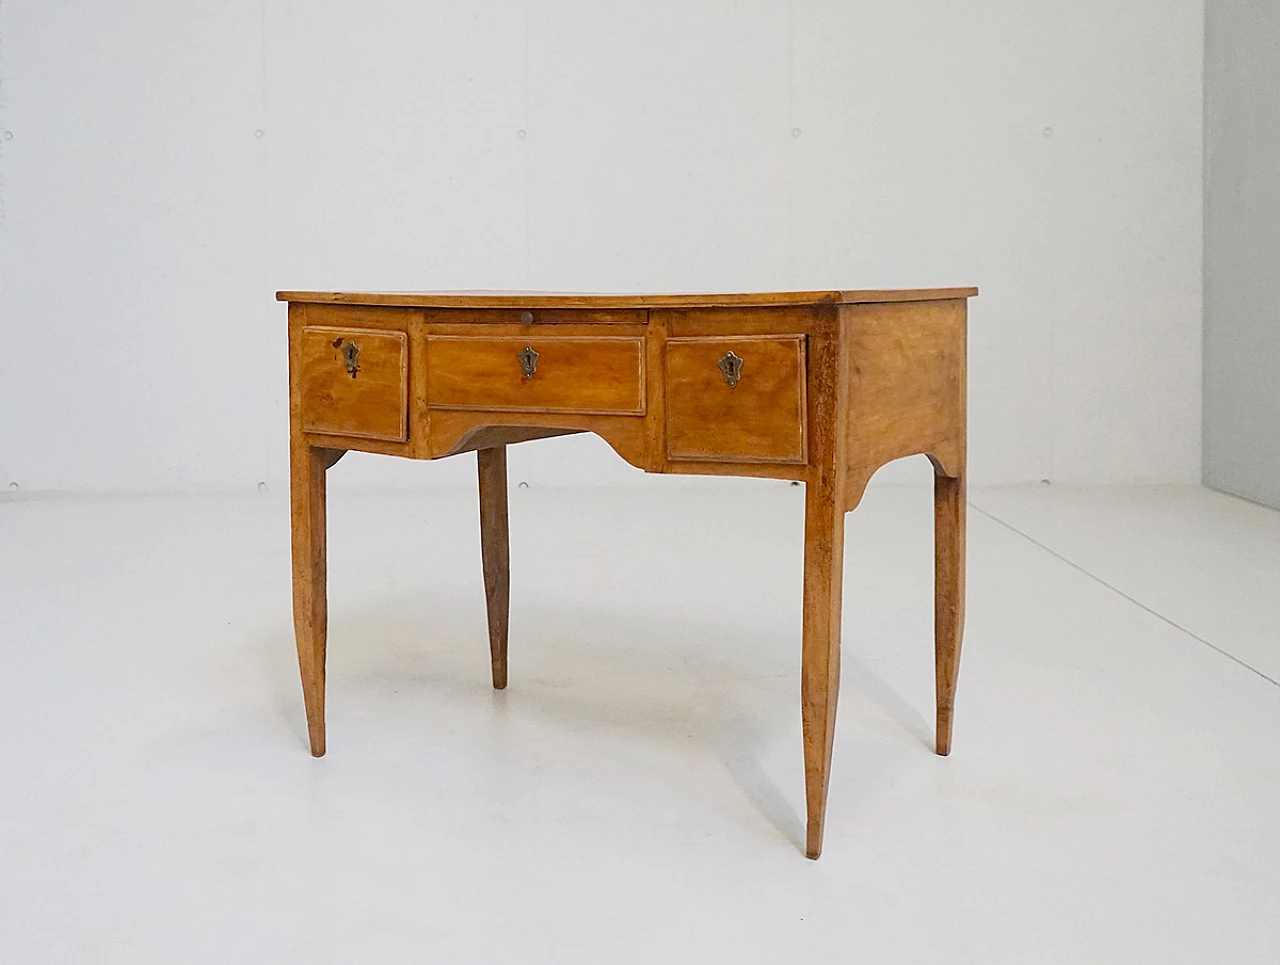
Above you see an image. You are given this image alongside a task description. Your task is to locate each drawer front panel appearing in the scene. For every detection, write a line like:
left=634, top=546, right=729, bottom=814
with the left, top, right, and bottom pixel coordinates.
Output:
left=427, top=336, right=645, bottom=415
left=299, top=325, right=409, bottom=441
left=666, top=336, right=807, bottom=464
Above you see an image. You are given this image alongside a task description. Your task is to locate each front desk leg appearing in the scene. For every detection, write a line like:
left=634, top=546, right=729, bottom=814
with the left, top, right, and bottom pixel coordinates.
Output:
left=801, top=476, right=846, bottom=859
left=477, top=446, right=511, bottom=690
left=934, top=470, right=966, bottom=756
left=290, top=443, right=336, bottom=757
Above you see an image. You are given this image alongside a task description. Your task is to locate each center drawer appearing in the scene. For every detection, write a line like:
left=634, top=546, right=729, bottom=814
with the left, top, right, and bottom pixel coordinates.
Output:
left=426, top=335, right=646, bottom=415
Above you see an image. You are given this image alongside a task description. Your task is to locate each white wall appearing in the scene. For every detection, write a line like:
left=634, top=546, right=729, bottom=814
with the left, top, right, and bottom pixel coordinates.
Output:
left=0, top=1, right=1204, bottom=492
left=1204, top=0, right=1280, bottom=510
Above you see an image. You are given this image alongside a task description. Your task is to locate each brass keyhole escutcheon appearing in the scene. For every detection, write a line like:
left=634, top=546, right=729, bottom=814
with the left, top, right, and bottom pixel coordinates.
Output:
left=340, top=340, right=360, bottom=377
left=517, top=345, right=539, bottom=381
left=718, top=350, right=743, bottom=388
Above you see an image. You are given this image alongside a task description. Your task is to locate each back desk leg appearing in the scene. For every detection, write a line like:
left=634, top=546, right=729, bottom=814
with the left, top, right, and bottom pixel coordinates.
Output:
left=934, top=470, right=966, bottom=756
left=478, top=446, right=511, bottom=690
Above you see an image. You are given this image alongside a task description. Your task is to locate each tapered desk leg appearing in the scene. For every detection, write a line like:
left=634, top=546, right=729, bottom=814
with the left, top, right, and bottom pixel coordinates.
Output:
left=801, top=478, right=846, bottom=859
left=290, top=443, right=330, bottom=757
left=478, top=446, right=510, bottom=690
left=934, top=471, right=966, bottom=756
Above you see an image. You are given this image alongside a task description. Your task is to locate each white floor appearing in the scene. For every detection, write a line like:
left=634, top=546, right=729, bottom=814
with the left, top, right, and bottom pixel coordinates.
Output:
left=1, top=478, right=1278, bottom=963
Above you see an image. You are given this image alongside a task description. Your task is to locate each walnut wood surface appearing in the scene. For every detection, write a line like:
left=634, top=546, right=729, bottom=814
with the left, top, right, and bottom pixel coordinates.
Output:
left=282, top=288, right=974, bottom=858
left=422, top=308, right=648, bottom=326
left=429, top=407, right=652, bottom=470
left=278, top=288, right=978, bottom=309
left=427, top=335, right=645, bottom=415
left=288, top=304, right=332, bottom=758
left=840, top=300, right=967, bottom=509
left=799, top=311, right=849, bottom=859
left=299, top=325, right=408, bottom=442
left=477, top=447, right=510, bottom=691
left=289, top=443, right=329, bottom=757
left=934, top=472, right=965, bottom=756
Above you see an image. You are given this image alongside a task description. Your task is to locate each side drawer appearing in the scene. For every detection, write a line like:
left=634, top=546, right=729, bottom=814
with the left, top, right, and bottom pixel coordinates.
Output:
left=426, top=335, right=645, bottom=415
left=298, top=325, right=409, bottom=442
left=665, top=335, right=807, bottom=464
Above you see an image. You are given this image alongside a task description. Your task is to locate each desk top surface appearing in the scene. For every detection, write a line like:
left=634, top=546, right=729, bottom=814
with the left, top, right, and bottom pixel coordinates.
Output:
left=276, top=288, right=978, bottom=309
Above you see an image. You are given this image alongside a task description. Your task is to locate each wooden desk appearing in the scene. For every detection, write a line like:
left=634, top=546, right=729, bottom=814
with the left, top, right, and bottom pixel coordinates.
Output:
left=279, top=288, right=975, bottom=858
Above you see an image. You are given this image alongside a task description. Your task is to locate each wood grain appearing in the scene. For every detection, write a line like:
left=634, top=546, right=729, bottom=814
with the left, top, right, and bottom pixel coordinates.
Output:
left=934, top=471, right=965, bottom=756
left=289, top=443, right=329, bottom=757
left=282, top=289, right=975, bottom=859
left=421, top=308, right=647, bottom=326
left=278, top=288, right=978, bottom=309
left=299, top=325, right=409, bottom=442
left=799, top=311, right=848, bottom=860
left=664, top=305, right=816, bottom=337
left=665, top=335, right=807, bottom=464
left=288, top=304, right=332, bottom=758
left=428, top=408, right=651, bottom=472
left=839, top=299, right=967, bottom=511
left=478, top=446, right=510, bottom=691
left=300, top=304, right=422, bottom=332
left=427, top=335, right=645, bottom=415
left=443, top=426, right=583, bottom=454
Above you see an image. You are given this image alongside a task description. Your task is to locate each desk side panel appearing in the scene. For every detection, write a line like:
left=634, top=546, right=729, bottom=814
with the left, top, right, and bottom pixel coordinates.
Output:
left=839, top=299, right=967, bottom=510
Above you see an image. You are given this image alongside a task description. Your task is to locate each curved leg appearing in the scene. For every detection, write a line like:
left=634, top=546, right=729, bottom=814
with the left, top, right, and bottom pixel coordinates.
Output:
left=934, top=471, right=965, bottom=755
left=478, top=446, right=510, bottom=690
left=801, top=476, right=846, bottom=859
left=291, top=443, right=332, bottom=757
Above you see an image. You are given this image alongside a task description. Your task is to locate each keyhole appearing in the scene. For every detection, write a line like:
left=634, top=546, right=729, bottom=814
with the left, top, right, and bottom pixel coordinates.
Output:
left=341, top=341, right=360, bottom=377
left=718, top=351, right=743, bottom=388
